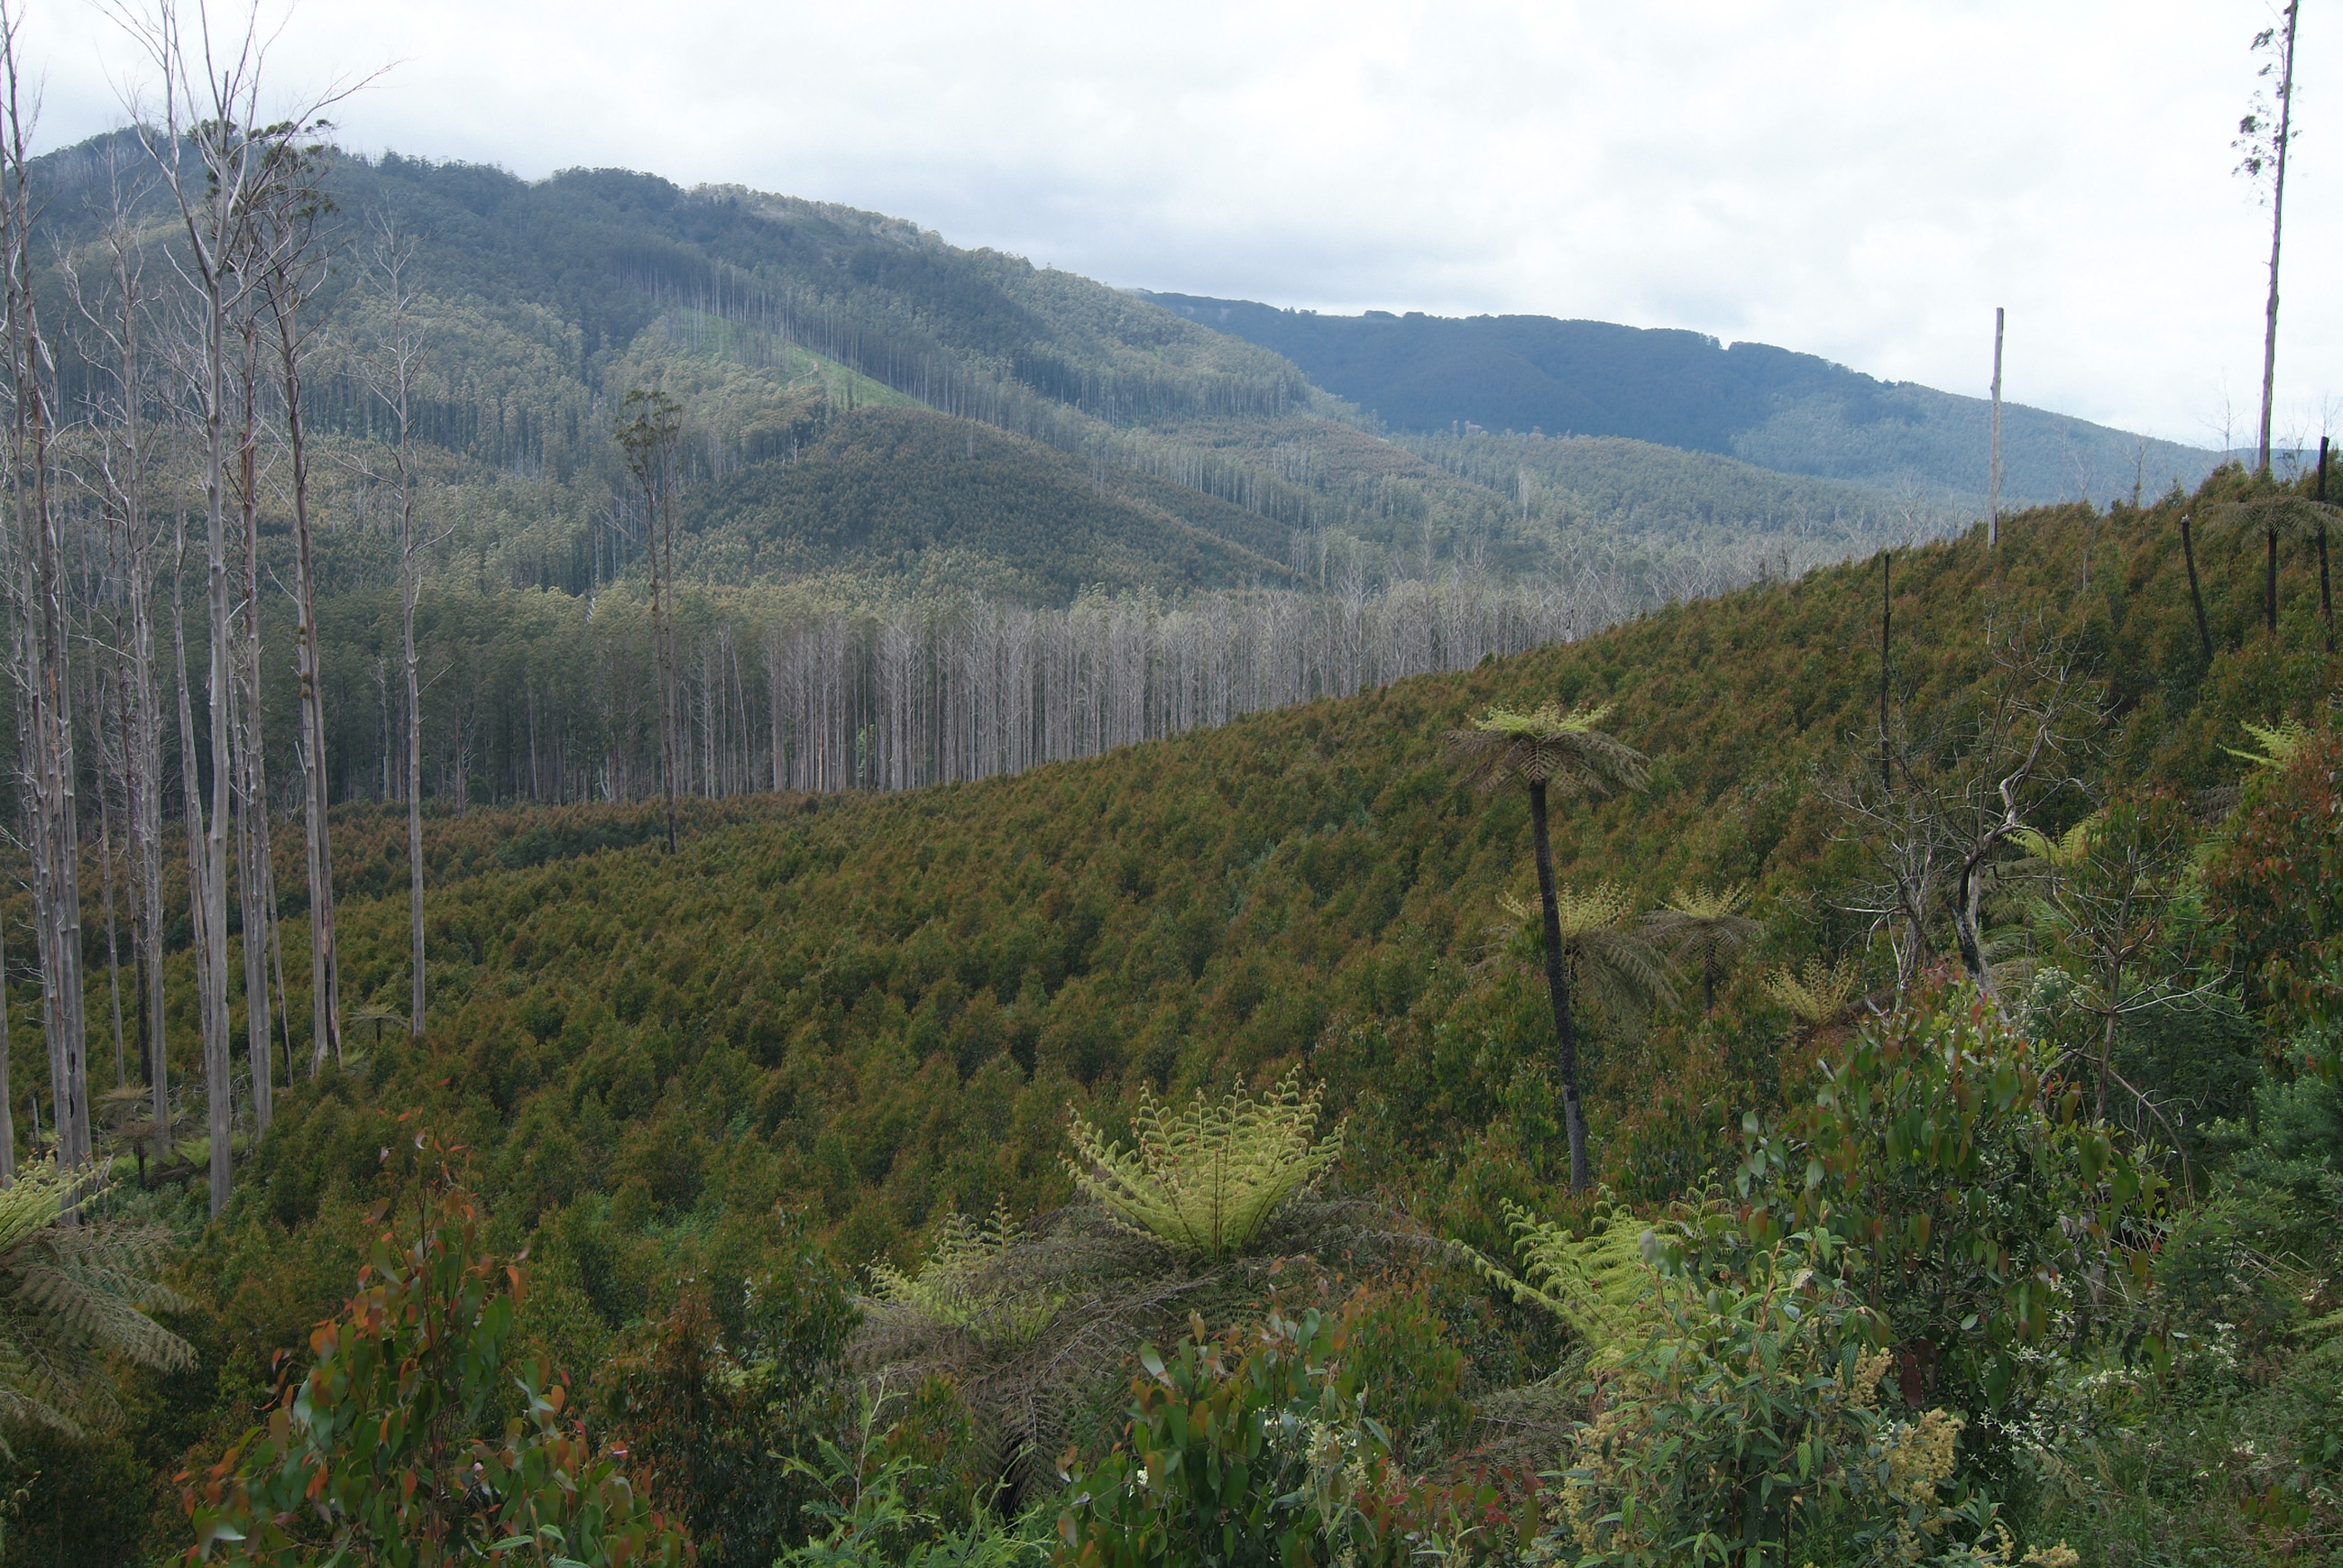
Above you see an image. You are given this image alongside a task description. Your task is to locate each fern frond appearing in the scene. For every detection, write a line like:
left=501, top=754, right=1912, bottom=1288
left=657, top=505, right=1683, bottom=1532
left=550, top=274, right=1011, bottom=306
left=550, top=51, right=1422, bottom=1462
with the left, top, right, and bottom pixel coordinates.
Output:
left=1476, top=1201, right=1659, bottom=1362
left=0, top=1160, right=195, bottom=1444
left=1763, top=955, right=1863, bottom=1026
left=2222, top=718, right=2310, bottom=771
left=869, top=1201, right=1064, bottom=1346
left=1063, top=1071, right=1341, bottom=1258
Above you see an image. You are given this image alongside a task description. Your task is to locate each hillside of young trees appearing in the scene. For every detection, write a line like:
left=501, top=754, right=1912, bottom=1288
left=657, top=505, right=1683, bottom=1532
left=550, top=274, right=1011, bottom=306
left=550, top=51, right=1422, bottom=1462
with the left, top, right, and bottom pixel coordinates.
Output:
left=2, top=56, right=2340, bottom=1568
left=1145, top=292, right=2229, bottom=513
left=6, top=454, right=2338, bottom=1562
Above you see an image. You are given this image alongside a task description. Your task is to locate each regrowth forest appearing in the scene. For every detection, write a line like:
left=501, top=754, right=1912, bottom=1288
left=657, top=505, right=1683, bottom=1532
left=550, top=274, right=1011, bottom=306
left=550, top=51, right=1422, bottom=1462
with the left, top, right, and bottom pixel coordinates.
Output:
left=0, top=17, right=2339, bottom=1568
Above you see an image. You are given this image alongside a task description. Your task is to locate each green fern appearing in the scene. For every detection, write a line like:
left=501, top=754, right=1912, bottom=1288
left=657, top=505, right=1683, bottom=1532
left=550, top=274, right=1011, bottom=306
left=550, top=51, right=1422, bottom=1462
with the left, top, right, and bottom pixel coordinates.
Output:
left=0, top=1160, right=194, bottom=1447
left=868, top=1201, right=1063, bottom=1346
left=1762, top=955, right=1863, bottom=1027
left=1063, top=1072, right=1341, bottom=1259
left=2222, top=718, right=2310, bottom=771
left=1477, top=1200, right=1659, bottom=1362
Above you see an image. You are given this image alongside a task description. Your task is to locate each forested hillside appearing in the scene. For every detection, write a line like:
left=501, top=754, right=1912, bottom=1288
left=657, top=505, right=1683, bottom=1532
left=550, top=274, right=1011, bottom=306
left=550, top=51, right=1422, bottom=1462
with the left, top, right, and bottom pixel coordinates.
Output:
left=22, top=467, right=2339, bottom=1562
left=8, top=107, right=2343, bottom=1568
left=1146, top=292, right=2225, bottom=512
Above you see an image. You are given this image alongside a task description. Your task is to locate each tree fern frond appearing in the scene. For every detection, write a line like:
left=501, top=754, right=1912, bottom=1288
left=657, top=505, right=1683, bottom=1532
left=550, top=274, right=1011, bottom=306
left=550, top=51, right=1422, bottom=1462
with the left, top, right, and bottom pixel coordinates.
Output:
left=1763, top=955, right=1863, bottom=1026
left=1063, top=1071, right=1341, bottom=1258
left=2222, top=718, right=2310, bottom=770
left=0, top=1159, right=195, bottom=1436
left=1476, top=1201, right=1659, bottom=1362
left=1449, top=702, right=1650, bottom=795
left=869, top=1201, right=1064, bottom=1346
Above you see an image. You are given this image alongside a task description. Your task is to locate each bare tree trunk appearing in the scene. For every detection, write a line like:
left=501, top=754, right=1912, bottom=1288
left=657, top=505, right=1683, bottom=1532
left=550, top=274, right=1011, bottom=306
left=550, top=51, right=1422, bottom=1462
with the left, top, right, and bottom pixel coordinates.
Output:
left=168, top=518, right=208, bottom=1176
left=121, top=3, right=297, bottom=1216
left=233, top=323, right=273, bottom=1131
left=2182, top=513, right=2213, bottom=662
left=0, top=904, right=14, bottom=1180
left=241, top=135, right=343, bottom=1075
left=1, top=29, right=88, bottom=1175
left=2256, top=1, right=2299, bottom=477
left=1988, top=307, right=2004, bottom=546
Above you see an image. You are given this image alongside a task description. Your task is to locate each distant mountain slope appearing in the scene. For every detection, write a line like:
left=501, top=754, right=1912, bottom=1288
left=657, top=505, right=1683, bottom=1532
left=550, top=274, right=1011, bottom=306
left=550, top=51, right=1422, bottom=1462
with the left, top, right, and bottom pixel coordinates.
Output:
left=23, top=135, right=1967, bottom=606
left=678, top=406, right=1300, bottom=597
left=1143, top=294, right=2219, bottom=513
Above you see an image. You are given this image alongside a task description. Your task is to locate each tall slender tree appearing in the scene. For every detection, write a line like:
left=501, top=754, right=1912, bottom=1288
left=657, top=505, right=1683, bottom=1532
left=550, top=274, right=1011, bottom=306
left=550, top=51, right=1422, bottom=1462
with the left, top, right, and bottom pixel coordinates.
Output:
left=1448, top=702, right=1649, bottom=1192
left=2237, top=2, right=2302, bottom=476
left=359, top=221, right=440, bottom=1040
left=615, top=388, right=683, bottom=853
left=252, top=119, right=342, bottom=1076
left=121, top=0, right=275, bottom=1215
left=1, top=3, right=89, bottom=1177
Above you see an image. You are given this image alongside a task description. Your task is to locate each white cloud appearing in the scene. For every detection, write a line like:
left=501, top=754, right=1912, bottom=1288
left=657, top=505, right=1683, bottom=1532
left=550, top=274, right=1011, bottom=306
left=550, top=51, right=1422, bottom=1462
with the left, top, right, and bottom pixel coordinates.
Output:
left=22, top=0, right=2332, bottom=446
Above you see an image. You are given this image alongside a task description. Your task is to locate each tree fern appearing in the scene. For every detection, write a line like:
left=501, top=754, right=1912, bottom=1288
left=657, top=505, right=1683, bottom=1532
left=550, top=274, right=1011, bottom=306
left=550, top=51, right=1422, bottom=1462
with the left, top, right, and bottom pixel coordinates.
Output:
left=1063, top=1072, right=1340, bottom=1258
left=2222, top=718, right=2310, bottom=770
left=0, top=1160, right=193, bottom=1446
left=1476, top=1200, right=1659, bottom=1363
left=868, top=1201, right=1064, bottom=1346
left=1763, top=954, right=1863, bottom=1027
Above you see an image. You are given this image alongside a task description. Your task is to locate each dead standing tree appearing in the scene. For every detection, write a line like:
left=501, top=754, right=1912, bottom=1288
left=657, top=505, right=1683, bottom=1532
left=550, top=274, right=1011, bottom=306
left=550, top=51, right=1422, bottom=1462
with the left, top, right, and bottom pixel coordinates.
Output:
left=354, top=218, right=447, bottom=1041
left=114, top=0, right=361, bottom=1212
left=59, top=149, right=175, bottom=1151
left=2237, top=1, right=2302, bottom=477
left=1825, top=625, right=2093, bottom=1004
left=250, top=118, right=343, bottom=1076
left=615, top=388, right=683, bottom=853
left=0, top=3, right=91, bottom=1176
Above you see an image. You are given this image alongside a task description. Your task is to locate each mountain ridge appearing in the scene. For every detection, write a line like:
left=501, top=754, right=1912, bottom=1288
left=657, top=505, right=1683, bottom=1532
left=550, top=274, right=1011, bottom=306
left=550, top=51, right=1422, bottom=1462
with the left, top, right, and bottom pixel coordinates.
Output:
left=1143, top=291, right=2222, bottom=513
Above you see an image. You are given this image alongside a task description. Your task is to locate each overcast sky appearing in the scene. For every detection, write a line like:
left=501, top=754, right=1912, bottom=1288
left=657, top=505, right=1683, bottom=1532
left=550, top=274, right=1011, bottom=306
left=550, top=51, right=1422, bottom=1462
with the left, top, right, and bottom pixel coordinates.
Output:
left=21, top=0, right=2334, bottom=448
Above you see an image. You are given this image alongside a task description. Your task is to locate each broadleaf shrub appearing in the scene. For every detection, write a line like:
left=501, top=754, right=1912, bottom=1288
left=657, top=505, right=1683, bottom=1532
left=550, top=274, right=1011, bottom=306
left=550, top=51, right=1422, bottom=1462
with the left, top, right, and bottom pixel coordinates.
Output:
left=182, top=1177, right=690, bottom=1567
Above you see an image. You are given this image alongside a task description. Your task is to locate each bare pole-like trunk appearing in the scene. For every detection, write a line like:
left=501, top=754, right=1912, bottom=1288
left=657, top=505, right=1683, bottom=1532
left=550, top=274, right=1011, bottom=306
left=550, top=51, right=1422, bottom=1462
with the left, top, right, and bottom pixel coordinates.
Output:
left=0, top=913, right=12, bottom=1179
left=0, top=12, right=89, bottom=1175
left=361, top=225, right=432, bottom=1037
left=168, top=513, right=214, bottom=1188
left=67, top=161, right=171, bottom=1140
left=1988, top=307, right=2003, bottom=546
left=253, top=145, right=340, bottom=1075
left=2181, top=512, right=2213, bottom=662
left=657, top=468, right=678, bottom=854
left=2320, top=437, right=2334, bottom=654
left=95, top=722, right=127, bottom=1089
left=2256, top=1, right=2300, bottom=477
left=119, top=0, right=302, bottom=1215
left=231, top=315, right=273, bottom=1129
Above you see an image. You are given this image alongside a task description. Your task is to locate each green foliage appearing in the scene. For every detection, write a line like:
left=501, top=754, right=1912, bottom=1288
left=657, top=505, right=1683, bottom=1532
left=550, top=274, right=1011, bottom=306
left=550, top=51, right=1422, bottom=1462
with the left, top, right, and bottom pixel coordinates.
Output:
left=1753, top=981, right=2164, bottom=1416
left=1556, top=1227, right=1995, bottom=1568
left=594, top=1232, right=860, bottom=1568
left=1761, top=956, right=1862, bottom=1029
left=1481, top=1199, right=1659, bottom=1359
left=1450, top=702, right=1649, bottom=796
left=774, top=1380, right=1048, bottom=1568
left=1053, top=1304, right=1517, bottom=1568
left=1064, top=1075, right=1341, bottom=1260
left=1498, top=882, right=1677, bottom=1030
left=0, top=1160, right=192, bottom=1444
left=870, top=1204, right=1065, bottom=1348
left=183, top=1174, right=689, bottom=1567
left=2208, top=718, right=2343, bottom=1045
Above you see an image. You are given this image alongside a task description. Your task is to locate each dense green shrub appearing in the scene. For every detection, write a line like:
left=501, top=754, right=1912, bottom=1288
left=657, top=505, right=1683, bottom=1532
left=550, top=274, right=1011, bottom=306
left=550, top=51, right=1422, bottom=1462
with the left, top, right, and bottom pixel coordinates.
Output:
left=183, top=1177, right=689, bottom=1567
left=593, top=1233, right=859, bottom=1568
left=1055, top=1302, right=1527, bottom=1568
